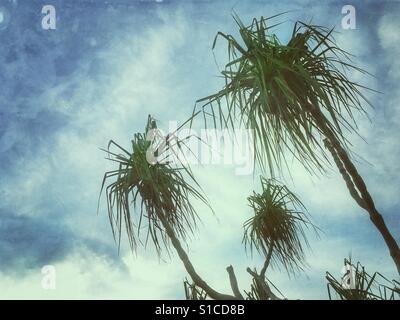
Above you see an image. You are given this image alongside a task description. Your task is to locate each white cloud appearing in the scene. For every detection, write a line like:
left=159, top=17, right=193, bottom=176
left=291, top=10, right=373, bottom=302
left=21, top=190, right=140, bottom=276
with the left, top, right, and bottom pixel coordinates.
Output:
left=1, top=2, right=399, bottom=300
left=0, top=248, right=185, bottom=299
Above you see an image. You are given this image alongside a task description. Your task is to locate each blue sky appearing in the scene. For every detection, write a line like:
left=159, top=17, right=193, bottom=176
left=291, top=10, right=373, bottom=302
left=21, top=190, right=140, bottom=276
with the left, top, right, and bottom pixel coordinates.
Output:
left=0, top=0, right=399, bottom=299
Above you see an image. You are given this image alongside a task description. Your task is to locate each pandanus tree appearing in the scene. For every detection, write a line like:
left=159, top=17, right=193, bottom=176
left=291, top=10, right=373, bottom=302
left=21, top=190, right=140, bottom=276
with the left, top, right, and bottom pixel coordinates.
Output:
left=194, top=14, right=400, bottom=274
left=99, top=116, right=316, bottom=300
left=99, top=116, right=236, bottom=299
left=243, top=177, right=317, bottom=299
left=326, top=258, right=400, bottom=300
left=244, top=177, right=316, bottom=276
left=99, top=14, right=398, bottom=300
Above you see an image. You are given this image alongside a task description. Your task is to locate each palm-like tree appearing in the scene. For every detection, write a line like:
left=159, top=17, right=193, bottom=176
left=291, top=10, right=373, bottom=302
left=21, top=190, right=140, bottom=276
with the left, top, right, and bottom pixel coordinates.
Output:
left=98, top=14, right=397, bottom=300
left=326, top=258, right=400, bottom=300
left=195, top=14, right=400, bottom=274
left=99, top=116, right=314, bottom=300
left=183, top=178, right=314, bottom=300
left=99, top=115, right=236, bottom=300
left=244, top=177, right=316, bottom=276
left=243, top=178, right=317, bottom=299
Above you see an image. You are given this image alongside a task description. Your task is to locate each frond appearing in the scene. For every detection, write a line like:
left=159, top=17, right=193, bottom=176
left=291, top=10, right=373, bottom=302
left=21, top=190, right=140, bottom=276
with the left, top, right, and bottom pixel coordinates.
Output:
left=243, top=177, right=317, bottom=274
left=327, top=258, right=400, bottom=300
left=195, top=14, right=375, bottom=176
left=98, top=115, right=210, bottom=255
left=183, top=279, right=208, bottom=300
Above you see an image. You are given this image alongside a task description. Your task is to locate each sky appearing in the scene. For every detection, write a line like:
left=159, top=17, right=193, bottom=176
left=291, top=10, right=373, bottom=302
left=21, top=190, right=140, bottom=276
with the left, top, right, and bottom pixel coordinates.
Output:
left=0, top=0, right=399, bottom=299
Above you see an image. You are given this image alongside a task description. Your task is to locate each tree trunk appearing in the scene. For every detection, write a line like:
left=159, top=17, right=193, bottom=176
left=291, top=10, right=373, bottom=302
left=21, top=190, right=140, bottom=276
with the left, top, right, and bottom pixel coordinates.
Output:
left=260, top=242, right=274, bottom=278
left=313, top=109, right=400, bottom=275
left=157, top=211, right=238, bottom=300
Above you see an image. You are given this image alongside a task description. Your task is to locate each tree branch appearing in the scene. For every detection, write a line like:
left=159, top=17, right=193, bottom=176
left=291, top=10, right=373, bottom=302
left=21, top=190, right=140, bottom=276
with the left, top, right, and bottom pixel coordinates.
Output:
left=226, top=265, right=244, bottom=299
left=157, top=212, right=238, bottom=300
left=246, top=267, right=281, bottom=300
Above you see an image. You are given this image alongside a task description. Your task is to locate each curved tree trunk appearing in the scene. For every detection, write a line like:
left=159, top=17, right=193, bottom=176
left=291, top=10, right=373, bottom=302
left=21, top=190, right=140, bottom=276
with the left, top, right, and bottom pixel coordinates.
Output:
left=157, top=212, right=238, bottom=300
left=312, top=109, right=400, bottom=275
left=260, top=242, right=274, bottom=278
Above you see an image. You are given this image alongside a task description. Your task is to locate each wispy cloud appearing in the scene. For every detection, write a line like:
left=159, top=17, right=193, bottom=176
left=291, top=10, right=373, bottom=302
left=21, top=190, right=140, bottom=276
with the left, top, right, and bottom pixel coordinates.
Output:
left=0, top=0, right=399, bottom=299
